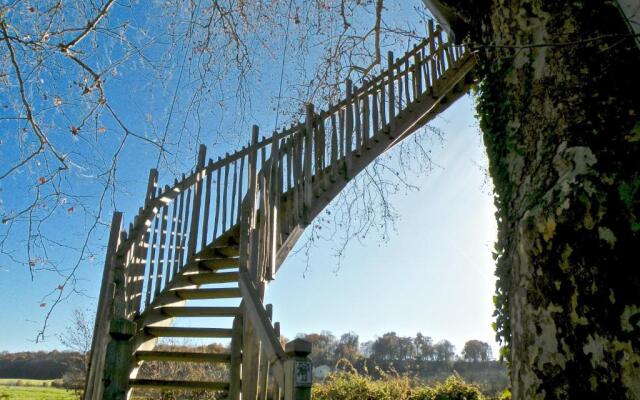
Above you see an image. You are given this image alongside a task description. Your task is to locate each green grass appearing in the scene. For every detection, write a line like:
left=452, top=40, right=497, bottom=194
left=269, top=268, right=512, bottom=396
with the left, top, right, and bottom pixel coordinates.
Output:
left=0, top=379, right=62, bottom=387
left=0, top=380, right=75, bottom=400
left=0, top=385, right=76, bottom=400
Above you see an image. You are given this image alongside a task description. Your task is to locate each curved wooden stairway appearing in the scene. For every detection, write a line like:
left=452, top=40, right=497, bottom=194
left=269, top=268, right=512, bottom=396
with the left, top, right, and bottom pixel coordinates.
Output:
left=84, top=22, right=477, bottom=400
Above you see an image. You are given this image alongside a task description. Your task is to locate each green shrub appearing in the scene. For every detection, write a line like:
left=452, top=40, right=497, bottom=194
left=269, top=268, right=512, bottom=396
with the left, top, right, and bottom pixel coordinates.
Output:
left=312, top=368, right=485, bottom=400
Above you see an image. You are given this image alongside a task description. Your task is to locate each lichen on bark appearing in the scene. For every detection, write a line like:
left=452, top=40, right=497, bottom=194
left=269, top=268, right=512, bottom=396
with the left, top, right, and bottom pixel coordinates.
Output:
left=434, top=0, right=640, bottom=397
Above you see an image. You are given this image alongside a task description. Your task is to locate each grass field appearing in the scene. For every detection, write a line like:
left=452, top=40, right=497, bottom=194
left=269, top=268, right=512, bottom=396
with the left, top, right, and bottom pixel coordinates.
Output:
left=0, top=379, right=76, bottom=400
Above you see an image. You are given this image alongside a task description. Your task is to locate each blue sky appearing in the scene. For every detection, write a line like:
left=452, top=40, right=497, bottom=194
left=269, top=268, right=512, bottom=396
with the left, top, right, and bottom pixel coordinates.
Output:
left=0, top=1, right=499, bottom=357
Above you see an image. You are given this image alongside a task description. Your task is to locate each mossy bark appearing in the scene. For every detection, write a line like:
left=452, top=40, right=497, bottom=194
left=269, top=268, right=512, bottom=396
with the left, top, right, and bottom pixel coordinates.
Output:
left=437, top=1, right=640, bottom=397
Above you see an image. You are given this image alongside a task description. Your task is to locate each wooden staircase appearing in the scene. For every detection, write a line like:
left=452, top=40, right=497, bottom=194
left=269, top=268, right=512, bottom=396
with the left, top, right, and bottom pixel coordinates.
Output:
left=84, top=21, right=477, bottom=400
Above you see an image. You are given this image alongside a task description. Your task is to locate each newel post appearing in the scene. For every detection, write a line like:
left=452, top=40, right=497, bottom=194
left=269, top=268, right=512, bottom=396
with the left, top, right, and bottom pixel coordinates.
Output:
left=284, top=338, right=313, bottom=400
left=103, top=226, right=137, bottom=400
left=187, top=144, right=207, bottom=259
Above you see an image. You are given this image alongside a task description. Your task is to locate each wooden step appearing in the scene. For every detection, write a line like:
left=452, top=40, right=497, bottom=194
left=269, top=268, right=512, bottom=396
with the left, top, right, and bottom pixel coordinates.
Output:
left=135, top=350, right=232, bottom=363
left=130, top=378, right=229, bottom=391
left=187, top=271, right=239, bottom=285
left=197, top=258, right=239, bottom=270
left=173, top=287, right=241, bottom=300
left=197, top=246, right=239, bottom=259
left=145, top=326, right=233, bottom=338
left=160, top=306, right=240, bottom=318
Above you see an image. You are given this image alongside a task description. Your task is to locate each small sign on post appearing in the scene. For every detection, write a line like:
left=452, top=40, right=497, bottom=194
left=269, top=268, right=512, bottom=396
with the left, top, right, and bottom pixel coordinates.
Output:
left=284, top=338, right=313, bottom=400
left=294, top=360, right=313, bottom=387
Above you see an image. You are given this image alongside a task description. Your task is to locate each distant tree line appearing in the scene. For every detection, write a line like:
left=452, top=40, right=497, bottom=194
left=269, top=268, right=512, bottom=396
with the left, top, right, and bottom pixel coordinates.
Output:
left=0, top=350, right=82, bottom=380
left=299, top=331, right=494, bottom=368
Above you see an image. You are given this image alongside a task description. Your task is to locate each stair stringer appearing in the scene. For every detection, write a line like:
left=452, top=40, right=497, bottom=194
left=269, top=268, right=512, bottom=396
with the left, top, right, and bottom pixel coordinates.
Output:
left=273, top=52, right=477, bottom=272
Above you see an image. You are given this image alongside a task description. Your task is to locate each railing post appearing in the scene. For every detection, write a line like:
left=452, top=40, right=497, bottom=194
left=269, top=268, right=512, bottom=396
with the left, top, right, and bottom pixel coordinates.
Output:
left=188, top=144, right=207, bottom=259
left=284, top=339, right=313, bottom=400
left=145, top=169, right=158, bottom=205
left=103, top=228, right=137, bottom=400
left=242, top=126, right=260, bottom=282
left=84, top=211, right=123, bottom=400
left=229, top=312, right=243, bottom=400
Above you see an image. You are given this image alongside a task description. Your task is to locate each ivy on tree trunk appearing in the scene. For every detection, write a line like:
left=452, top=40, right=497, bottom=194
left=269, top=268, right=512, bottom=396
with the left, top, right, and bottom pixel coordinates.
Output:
left=435, top=1, right=640, bottom=397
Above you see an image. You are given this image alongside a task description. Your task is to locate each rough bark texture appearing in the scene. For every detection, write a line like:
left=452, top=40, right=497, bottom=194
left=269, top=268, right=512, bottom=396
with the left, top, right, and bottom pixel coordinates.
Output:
left=436, top=1, right=640, bottom=397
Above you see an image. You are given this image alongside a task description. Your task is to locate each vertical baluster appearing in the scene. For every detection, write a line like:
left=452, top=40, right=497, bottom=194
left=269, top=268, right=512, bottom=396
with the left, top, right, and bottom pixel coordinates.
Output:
left=268, top=135, right=280, bottom=279
left=415, top=50, right=423, bottom=101
left=330, top=110, right=338, bottom=182
left=313, top=115, right=323, bottom=196
left=143, top=170, right=158, bottom=308
left=380, top=73, right=387, bottom=128
left=437, top=27, right=447, bottom=75
left=245, top=126, right=260, bottom=281
left=172, top=178, right=185, bottom=276
left=213, top=163, right=222, bottom=240
left=222, top=156, right=230, bottom=232
left=277, top=139, right=285, bottom=243
left=124, top=223, right=134, bottom=317
left=145, top=207, right=159, bottom=307
left=387, top=51, right=396, bottom=138
left=187, top=145, right=206, bottom=258
left=442, top=31, right=453, bottom=71
left=230, top=159, right=238, bottom=228
left=354, top=87, right=362, bottom=155
left=397, top=62, right=404, bottom=112
left=165, top=192, right=179, bottom=283
left=278, top=139, right=285, bottom=200
left=166, top=198, right=178, bottom=282
left=338, top=107, right=345, bottom=160
left=237, top=153, right=245, bottom=224
left=421, top=43, right=430, bottom=89
left=404, top=57, right=411, bottom=106
left=285, top=138, right=293, bottom=232
left=428, top=20, right=438, bottom=82
left=201, top=160, right=213, bottom=248
left=363, top=88, right=370, bottom=150
left=303, top=104, right=313, bottom=219
left=154, top=197, right=169, bottom=296
left=178, top=187, right=192, bottom=271
left=318, top=116, right=328, bottom=192
left=345, top=79, right=353, bottom=177
left=293, top=128, right=303, bottom=222
left=372, top=84, right=380, bottom=140
left=285, top=138, right=292, bottom=191
left=114, top=230, right=129, bottom=320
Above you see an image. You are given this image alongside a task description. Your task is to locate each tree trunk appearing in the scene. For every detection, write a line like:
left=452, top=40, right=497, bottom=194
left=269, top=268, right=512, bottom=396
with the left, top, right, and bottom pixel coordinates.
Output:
left=434, top=1, right=640, bottom=397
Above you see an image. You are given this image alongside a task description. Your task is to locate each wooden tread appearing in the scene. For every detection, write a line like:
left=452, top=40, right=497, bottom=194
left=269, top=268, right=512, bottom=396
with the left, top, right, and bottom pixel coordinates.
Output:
left=135, top=350, right=232, bottom=363
left=174, top=287, right=241, bottom=300
left=160, top=306, right=240, bottom=317
left=145, top=326, right=233, bottom=338
left=198, top=245, right=239, bottom=259
left=187, top=271, right=239, bottom=285
left=130, top=378, right=229, bottom=391
left=197, top=258, right=239, bottom=270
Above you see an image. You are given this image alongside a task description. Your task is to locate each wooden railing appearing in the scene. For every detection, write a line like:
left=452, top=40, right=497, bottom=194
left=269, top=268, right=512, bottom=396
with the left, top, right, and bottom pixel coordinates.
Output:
left=85, top=22, right=474, bottom=400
